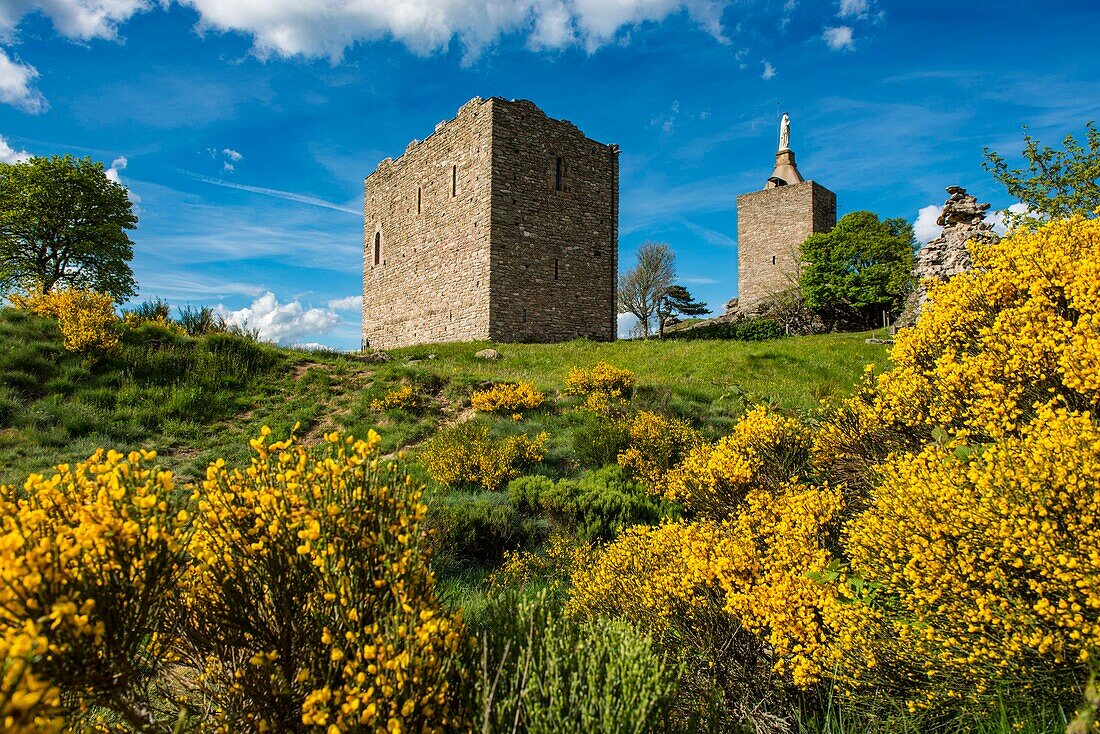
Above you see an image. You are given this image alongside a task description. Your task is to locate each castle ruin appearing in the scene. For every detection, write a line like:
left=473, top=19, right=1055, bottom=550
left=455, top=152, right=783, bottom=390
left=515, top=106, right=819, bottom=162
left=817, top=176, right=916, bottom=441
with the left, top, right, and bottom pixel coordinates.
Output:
left=362, top=97, right=619, bottom=349
left=734, top=114, right=836, bottom=313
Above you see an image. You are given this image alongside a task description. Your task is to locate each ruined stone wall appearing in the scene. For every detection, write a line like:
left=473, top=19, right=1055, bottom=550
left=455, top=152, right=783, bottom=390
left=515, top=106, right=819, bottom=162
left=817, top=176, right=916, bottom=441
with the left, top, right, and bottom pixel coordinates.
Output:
left=896, top=185, right=998, bottom=328
left=487, top=99, right=619, bottom=342
left=735, top=180, right=836, bottom=312
left=362, top=98, right=494, bottom=349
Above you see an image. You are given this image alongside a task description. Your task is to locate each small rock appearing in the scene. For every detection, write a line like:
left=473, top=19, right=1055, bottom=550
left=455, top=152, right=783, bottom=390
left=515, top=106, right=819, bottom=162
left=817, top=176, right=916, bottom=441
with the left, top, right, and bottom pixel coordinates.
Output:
left=475, top=348, right=502, bottom=360
left=363, top=350, right=391, bottom=363
left=427, top=353, right=437, bottom=360
left=865, top=338, right=895, bottom=345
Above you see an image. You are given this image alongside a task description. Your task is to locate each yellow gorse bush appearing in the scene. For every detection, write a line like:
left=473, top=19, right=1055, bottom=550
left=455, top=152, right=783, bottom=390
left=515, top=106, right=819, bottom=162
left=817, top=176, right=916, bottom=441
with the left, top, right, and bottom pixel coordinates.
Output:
left=840, top=404, right=1100, bottom=708
left=0, top=624, right=61, bottom=733
left=860, top=213, right=1100, bottom=441
left=420, top=422, right=547, bottom=491
left=567, top=520, right=727, bottom=639
left=568, top=483, right=850, bottom=690
left=573, top=216, right=1100, bottom=715
left=11, top=289, right=120, bottom=354
left=565, top=362, right=636, bottom=400
left=713, top=482, right=852, bottom=688
left=120, top=310, right=184, bottom=335
left=469, top=381, right=545, bottom=416
left=0, top=428, right=470, bottom=730
left=370, top=384, right=418, bottom=412
left=0, top=447, right=190, bottom=724
left=663, top=406, right=812, bottom=518
left=183, top=427, right=467, bottom=732
left=616, top=411, right=702, bottom=494
left=819, top=215, right=1100, bottom=707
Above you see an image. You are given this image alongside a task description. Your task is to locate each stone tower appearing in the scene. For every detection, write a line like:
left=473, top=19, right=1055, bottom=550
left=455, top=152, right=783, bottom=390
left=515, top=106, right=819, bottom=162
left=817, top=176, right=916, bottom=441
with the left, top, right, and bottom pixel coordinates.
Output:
left=735, top=114, right=836, bottom=313
left=362, top=97, right=619, bottom=349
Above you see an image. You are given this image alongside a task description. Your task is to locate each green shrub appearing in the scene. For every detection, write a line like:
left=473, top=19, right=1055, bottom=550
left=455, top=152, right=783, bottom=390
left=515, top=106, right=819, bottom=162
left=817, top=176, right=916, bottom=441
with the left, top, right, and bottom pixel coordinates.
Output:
left=571, top=409, right=631, bottom=467
left=508, top=474, right=556, bottom=515
left=474, top=590, right=683, bottom=734
left=121, top=317, right=190, bottom=348
left=428, top=491, right=546, bottom=569
left=124, top=297, right=171, bottom=322
left=199, top=332, right=278, bottom=382
left=177, top=304, right=223, bottom=336
left=508, top=465, right=672, bottom=542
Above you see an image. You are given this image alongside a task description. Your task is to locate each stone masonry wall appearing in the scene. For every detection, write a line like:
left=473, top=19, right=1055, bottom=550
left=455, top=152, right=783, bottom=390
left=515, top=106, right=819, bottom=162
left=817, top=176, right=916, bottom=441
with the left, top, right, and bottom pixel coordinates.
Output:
left=735, top=180, right=836, bottom=312
left=487, top=99, right=618, bottom=342
left=362, top=98, right=494, bottom=349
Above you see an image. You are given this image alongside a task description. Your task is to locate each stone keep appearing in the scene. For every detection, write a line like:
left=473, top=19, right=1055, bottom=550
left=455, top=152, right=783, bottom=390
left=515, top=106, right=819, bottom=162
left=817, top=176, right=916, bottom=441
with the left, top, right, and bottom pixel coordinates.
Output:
left=735, top=118, right=836, bottom=313
left=362, top=97, right=620, bottom=349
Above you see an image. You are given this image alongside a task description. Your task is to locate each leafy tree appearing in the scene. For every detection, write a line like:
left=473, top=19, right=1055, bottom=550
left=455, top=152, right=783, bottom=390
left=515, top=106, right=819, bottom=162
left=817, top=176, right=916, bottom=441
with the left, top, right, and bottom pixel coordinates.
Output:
left=656, top=284, right=710, bottom=337
left=798, top=211, right=915, bottom=331
left=983, top=121, right=1100, bottom=228
left=0, top=155, right=138, bottom=302
left=618, top=242, right=675, bottom=338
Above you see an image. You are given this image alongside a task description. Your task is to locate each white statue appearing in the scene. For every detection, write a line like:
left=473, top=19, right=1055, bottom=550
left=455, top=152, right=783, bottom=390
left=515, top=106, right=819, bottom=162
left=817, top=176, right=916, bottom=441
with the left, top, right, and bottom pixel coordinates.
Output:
left=779, top=113, right=790, bottom=151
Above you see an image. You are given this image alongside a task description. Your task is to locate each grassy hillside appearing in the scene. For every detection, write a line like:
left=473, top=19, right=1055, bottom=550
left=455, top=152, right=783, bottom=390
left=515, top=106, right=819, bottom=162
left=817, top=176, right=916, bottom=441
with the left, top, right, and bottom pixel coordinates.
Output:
left=0, top=306, right=888, bottom=486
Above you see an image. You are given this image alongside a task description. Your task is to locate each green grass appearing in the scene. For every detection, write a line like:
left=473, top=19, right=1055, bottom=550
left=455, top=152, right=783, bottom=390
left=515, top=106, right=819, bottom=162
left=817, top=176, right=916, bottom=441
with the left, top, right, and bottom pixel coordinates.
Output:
left=390, top=335, right=882, bottom=412
left=0, top=307, right=887, bottom=486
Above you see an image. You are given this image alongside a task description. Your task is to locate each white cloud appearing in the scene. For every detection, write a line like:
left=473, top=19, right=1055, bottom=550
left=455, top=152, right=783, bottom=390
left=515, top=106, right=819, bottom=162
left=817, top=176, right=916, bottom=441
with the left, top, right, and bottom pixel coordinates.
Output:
left=222, top=147, right=242, bottom=161
left=823, top=25, right=853, bottom=50
left=761, top=60, right=776, bottom=80
left=681, top=218, right=737, bottom=248
left=528, top=0, right=575, bottom=49
left=985, top=202, right=1030, bottom=236
left=617, top=312, right=639, bottom=339
left=0, top=0, right=733, bottom=81
left=913, top=204, right=941, bottom=243
left=0, top=0, right=149, bottom=41
left=0, top=134, right=30, bottom=163
left=104, top=155, right=141, bottom=202
left=105, top=155, right=127, bottom=183
left=328, top=294, right=363, bottom=311
left=215, top=291, right=341, bottom=345
left=0, top=49, right=46, bottom=112
left=180, top=169, right=362, bottom=215
left=177, top=0, right=730, bottom=60
left=223, top=161, right=234, bottom=172
left=838, top=0, right=868, bottom=18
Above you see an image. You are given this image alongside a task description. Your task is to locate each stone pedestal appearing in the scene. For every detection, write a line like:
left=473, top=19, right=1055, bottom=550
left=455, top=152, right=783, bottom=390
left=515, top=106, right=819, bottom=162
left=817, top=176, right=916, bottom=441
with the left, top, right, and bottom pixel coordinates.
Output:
left=766, top=149, right=805, bottom=188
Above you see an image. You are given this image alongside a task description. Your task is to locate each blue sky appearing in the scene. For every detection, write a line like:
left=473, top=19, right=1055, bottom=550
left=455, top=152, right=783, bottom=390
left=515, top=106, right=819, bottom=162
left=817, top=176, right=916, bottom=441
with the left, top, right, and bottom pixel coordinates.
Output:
left=1, top=0, right=1098, bottom=348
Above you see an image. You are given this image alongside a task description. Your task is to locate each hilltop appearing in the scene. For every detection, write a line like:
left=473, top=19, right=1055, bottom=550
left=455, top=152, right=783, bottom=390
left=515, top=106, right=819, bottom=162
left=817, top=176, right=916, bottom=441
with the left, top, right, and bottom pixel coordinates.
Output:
left=0, top=306, right=888, bottom=487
